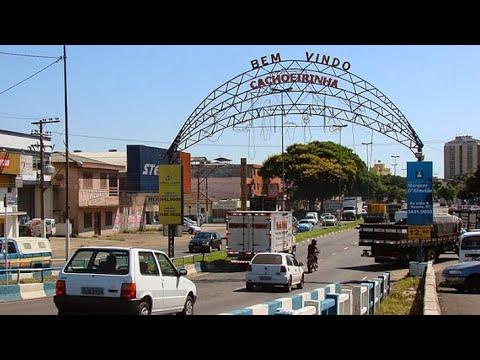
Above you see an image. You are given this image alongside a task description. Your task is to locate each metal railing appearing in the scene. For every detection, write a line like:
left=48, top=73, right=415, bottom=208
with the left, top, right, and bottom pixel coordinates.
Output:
left=0, top=267, right=61, bottom=285
left=172, top=253, right=206, bottom=268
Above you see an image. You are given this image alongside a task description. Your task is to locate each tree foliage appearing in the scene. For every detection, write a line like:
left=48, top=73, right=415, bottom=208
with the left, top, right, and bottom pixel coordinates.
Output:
left=458, top=169, right=480, bottom=199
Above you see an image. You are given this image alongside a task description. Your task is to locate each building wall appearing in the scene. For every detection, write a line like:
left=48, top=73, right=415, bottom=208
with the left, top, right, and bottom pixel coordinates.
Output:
left=444, top=136, right=480, bottom=179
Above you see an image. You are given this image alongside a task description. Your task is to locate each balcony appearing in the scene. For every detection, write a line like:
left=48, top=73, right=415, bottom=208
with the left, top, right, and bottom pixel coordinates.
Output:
left=79, top=189, right=119, bottom=208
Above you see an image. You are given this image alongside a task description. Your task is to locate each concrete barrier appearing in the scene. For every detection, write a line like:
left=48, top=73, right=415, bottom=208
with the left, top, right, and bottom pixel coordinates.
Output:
left=275, top=306, right=317, bottom=315
left=409, top=261, right=428, bottom=277
left=340, top=288, right=353, bottom=315
left=423, top=261, right=441, bottom=315
left=0, top=281, right=57, bottom=302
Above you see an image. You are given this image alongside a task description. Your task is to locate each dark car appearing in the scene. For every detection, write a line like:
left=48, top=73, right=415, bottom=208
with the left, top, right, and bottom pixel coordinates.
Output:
left=441, top=261, right=480, bottom=293
left=188, top=232, right=223, bottom=253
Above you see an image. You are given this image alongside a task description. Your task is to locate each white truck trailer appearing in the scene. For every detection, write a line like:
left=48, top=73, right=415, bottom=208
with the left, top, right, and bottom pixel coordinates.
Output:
left=342, top=197, right=363, bottom=221
left=226, top=211, right=296, bottom=260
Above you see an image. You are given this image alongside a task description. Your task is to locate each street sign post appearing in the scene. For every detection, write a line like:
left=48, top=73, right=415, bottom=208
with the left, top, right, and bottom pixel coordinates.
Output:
left=158, top=164, right=183, bottom=258
left=407, top=161, right=433, bottom=261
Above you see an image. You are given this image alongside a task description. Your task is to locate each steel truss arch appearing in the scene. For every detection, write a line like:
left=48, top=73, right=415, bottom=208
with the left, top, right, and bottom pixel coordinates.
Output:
left=168, top=59, right=423, bottom=161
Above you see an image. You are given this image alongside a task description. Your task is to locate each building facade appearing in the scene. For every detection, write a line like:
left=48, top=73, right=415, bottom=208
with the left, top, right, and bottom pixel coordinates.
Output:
left=444, top=136, right=480, bottom=179
left=0, top=129, right=54, bottom=237
left=51, top=152, right=123, bottom=236
left=371, top=161, right=391, bottom=176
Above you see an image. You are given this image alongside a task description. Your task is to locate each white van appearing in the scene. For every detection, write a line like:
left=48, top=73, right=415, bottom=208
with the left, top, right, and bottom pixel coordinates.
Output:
left=54, top=247, right=197, bottom=315
left=459, top=231, right=480, bottom=262
left=305, top=212, right=319, bottom=225
left=0, top=237, right=52, bottom=269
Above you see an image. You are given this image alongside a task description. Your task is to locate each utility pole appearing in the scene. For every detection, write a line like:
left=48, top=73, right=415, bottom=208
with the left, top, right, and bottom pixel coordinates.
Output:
left=196, top=165, right=201, bottom=226
left=271, top=86, right=293, bottom=210
left=31, top=118, right=60, bottom=238
left=62, top=45, right=71, bottom=260
left=333, top=124, right=348, bottom=199
left=362, top=141, right=373, bottom=201
left=391, top=155, right=400, bottom=176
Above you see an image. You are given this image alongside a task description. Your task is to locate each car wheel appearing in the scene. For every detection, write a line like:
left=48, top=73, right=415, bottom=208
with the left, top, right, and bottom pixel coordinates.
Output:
left=284, top=277, right=292, bottom=292
left=136, top=301, right=151, bottom=315
left=246, top=283, right=254, bottom=292
left=179, top=295, right=194, bottom=315
left=188, top=229, right=194, bottom=234
left=465, top=275, right=480, bottom=294
left=297, top=275, right=304, bottom=289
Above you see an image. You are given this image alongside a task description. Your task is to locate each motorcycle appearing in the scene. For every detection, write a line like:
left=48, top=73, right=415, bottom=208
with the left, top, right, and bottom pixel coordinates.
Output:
left=307, top=253, right=318, bottom=273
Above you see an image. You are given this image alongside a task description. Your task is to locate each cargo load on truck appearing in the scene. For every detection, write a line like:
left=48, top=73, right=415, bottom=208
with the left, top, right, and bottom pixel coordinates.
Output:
left=363, top=203, right=389, bottom=224
left=226, top=211, right=296, bottom=260
left=359, top=214, right=461, bottom=265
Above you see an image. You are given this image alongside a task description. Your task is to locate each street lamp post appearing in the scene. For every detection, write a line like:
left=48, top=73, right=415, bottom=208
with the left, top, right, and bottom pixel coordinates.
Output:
left=391, top=155, right=400, bottom=176
left=362, top=141, right=373, bottom=200
left=333, top=124, right=348, bottom=199
left=271, top=86, right=293, bottom=210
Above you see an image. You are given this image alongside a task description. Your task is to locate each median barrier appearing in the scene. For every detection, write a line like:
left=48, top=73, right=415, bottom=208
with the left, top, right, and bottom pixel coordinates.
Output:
left=275, top=306, right=317, bottom=315
left=423, top=261, right=441, bottom=315
left=360, top=282, right=375, bottom=314
left=409, top=261, right=428, bottom=277
left=0, top=281, right=57, bottom=302
left=340, top=288, right=353, bottom=315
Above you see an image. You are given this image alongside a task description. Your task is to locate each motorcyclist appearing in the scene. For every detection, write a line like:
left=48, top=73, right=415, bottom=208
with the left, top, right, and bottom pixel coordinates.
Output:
left=307, top=239, right=319, bottom=265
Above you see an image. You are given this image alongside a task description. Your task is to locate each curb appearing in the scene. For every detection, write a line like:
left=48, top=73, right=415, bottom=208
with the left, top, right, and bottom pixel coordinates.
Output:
left=296, top=225, right=359, bottom=245
left=423, top=261, right=441, bottom=315
left=0, top=282, right=57, bottom=303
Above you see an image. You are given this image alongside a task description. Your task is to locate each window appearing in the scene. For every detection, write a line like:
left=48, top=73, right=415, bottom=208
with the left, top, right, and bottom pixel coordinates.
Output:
left=22, top=242, right=32, bottom=250
left=84, top=212, right=92, bottom=228
left=155, top=253, right=177, bottom=277
left=252, top=254, right=282, bottom=265
left=286, top=256, right=293, bottom=266
left=138, top=251, right=160, bottom=276
left=461, top=236, right=480, bottom=250
left=65, top=249, right=129, bottom=274
left=83, top=172, right=93, bottom=188
left=100, top=173, right=108, bottom=189
left=38, top=242, right=46, bottom=249
left=105, top=211, right=113, bottom=226
left=292, top=258, right=300, bottom=266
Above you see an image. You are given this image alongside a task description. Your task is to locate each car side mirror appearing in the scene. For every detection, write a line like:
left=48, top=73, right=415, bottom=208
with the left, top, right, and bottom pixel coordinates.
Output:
left=298, top=262, right=304, bottom=266
left=177, top=268, right=188, bottom=277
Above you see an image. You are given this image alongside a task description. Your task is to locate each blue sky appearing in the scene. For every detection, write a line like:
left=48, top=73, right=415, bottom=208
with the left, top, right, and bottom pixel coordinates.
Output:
left=1, top=45, right=479, bottom=178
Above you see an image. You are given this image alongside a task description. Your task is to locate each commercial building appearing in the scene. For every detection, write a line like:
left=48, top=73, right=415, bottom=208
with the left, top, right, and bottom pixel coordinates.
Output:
left=0, top=129, right=55, bottom=237
left=444, top=135, right=480, bottom=179
left=51, top=152, right=123, bottom=236
left=371, top=161, right=391, bottom=176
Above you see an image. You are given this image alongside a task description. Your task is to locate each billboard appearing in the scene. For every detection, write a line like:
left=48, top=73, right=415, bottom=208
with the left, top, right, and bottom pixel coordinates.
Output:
left=407, top=161, right=433, bottom=226
left=158, top=164, right=183, bottom=225
left=126, top=145, right=191, bottom=194
left=0, top=152, right=20, bottom=175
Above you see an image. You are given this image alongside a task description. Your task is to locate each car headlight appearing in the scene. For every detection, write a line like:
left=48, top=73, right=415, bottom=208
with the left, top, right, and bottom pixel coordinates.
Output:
left=447, top=270, right=463, bottom=275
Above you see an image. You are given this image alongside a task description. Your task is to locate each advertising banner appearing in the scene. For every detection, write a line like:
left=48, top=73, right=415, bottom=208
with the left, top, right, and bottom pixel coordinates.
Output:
left=407, top=161, right=433, bottom=226
left=0, top=152, right=20, bottom=175
left=158, top=164, right=183, bottom=225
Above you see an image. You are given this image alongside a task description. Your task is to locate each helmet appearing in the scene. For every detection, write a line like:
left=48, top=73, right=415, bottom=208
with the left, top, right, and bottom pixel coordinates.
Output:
left=312, top=239, right=317, bottom=245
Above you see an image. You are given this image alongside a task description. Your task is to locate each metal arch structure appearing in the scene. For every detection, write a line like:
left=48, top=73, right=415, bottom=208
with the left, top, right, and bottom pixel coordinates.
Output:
left=167, top=59, right=424, bottom=162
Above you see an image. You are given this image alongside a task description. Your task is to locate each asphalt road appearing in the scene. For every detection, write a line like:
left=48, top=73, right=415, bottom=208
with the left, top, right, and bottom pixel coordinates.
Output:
left=0, top=228, right=398, bottom=315
left=435, top=255, right=480, bottom=315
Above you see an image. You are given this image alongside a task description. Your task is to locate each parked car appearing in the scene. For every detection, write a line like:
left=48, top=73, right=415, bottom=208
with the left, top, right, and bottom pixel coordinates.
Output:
left=54, top=247, right=197, bottom=315
left=323, top=214, right=337, bottom=226
left=0, top=237, right=52, bottom=269
left=441, top=261, right=480, bottom=293
left=245, top=252, right=305, bottom=292
left=182, top=219, right=201, bottom=234
left=296, top=220, right=314, bottom=232
left=188, top=231, right=223, bottom=253
left=305, top=212, right=319, bottom=225
left=299, top=218, right=316, bottom=227
left=185, top=214, right=206, bottom=225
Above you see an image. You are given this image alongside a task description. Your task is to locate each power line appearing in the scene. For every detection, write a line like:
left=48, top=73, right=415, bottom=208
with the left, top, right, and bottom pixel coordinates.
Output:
left=0, top=57, right=61, bottom=96
left=0, top=50, right=59, bottom=59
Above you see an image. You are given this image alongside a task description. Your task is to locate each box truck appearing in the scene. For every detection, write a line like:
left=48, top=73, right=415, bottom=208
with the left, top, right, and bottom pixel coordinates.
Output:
left=226, top=211, right=296, bottom=260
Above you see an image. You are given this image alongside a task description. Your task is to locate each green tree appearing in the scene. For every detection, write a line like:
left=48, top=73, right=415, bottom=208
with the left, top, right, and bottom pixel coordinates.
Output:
left=437, top=184, right=456, bottom=202
left=260, top=141, right=367, bottom=210
left=458, top=169, right=480, bottom=199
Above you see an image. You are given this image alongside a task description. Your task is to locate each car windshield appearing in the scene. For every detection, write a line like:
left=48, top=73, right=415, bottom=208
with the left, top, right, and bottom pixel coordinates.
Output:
left=252, top=254, right=282, bottom=265
left=65, top=249, right=129, bottom=275
left=344, top=206, right=355, bottom=210
left=325, top=216, right=335, bottom=220
left=299, top=220, right=309, bottom=224
left=194, top=232, right=212, bottom=239
left=461, top=235, right=480, bottom=250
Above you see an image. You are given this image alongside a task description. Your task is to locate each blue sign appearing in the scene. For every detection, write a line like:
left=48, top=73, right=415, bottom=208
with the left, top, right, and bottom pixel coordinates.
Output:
left=407, top=161, right=433, bottom=225
left=126, top=145, right=169, bottom=193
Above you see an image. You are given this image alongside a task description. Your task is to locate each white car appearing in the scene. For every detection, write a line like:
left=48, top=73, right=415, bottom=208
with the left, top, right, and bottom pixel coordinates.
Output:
left=245, top=252, right=305, bottom=292
left=183, top=219, right=201, bottom=234
left=324, top=215, right=337, bottom=226
left=54, top=247, right=197, bottom=315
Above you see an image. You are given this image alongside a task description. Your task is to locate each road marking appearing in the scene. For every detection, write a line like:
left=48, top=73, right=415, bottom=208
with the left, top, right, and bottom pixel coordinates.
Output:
left=362, top=276, right=367, bottom=280
left=319, top=259, right=324, bottom=262
left=353, top=242, right=357, bottom=245
left=331, top=252, right=337, bottom=256
left=344, top=247, right=349, bottom=250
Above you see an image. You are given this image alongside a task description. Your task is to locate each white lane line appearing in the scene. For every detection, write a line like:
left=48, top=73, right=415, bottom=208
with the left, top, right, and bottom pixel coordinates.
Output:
left=331, top=252, right=337, bottom=256
left=362, top=276, right=367, bottom=280
left=344, top=247, right=349, bottom=250
left=319, top=259, right=324, bottom=262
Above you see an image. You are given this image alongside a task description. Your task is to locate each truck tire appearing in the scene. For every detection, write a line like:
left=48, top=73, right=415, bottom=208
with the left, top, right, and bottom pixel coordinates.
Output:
left=465, top=275, right=480, bottom=294
left=426, top=248, right=437, bottom=263
left=246, top=283, right=254, bottom=292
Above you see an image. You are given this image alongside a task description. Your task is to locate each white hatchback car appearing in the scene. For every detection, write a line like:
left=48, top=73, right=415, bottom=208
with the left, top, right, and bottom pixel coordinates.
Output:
left=245, top=252, right=305, bottom=292
left=54, top=247, right=197, bottom=315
